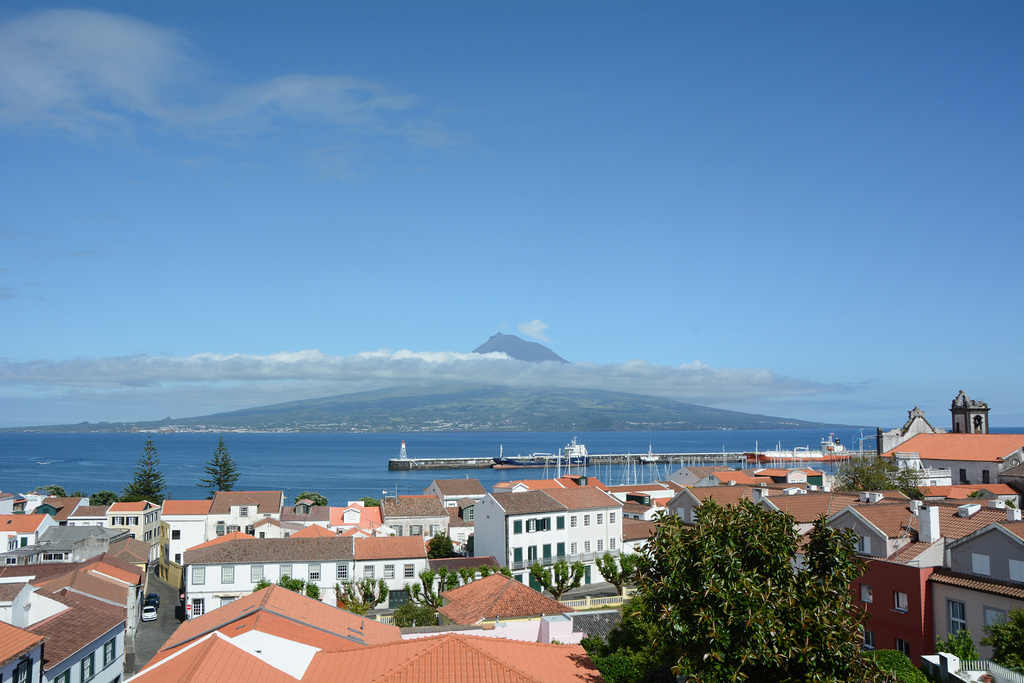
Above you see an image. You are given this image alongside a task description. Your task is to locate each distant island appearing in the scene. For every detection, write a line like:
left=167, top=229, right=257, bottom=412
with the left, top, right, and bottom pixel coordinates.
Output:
left=2, top=335, right=851, bottom=434
left=2, top=385, right=846, bottom=434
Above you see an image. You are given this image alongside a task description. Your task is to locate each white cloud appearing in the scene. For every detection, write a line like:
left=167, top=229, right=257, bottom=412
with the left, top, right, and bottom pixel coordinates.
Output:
left=0, top=348, right=854, bottom=426
left=0, top=9, right=446, bottom=147
left=517, top=319, right=550, bottom=342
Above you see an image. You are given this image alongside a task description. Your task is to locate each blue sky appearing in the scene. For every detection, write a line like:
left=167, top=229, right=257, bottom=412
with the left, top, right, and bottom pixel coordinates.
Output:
left=1, top=1, right=1021, bottom=429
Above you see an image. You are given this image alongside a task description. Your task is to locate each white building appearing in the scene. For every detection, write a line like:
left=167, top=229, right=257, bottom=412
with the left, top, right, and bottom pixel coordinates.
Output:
left=474, top=488, right=623, bottom=588
left=205, top=491, right=285, bottom=539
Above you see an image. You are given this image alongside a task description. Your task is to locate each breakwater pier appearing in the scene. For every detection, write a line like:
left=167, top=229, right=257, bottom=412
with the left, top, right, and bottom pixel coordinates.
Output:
left=388, top=451, right=752, bottom=471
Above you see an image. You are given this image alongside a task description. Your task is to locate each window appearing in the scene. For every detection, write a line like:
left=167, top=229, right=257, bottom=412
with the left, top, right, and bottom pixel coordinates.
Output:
left=191, top=597, right=205, bottom=617
left=609, top=538, right=616, bottom=550
left=404, top=563, right=415, bottom=579
left=429, top=524, right=440, bottom=536
left=129, top=516, right=139, bottom=525
left=570, top=542, right=578, bottom=555
left=597, top=513, right=604, bottom=525
left=984, top=607, right=1007, bottom=627
left=609, top=512, right=616, bottom=524
left=862, top=629, right=874, bottom=650
left=894, top=592, right=908, bottom=612
left=245, top=525, right=255, bottom=536
left=227, top=525, right=240, bottom=534
left=171, top=529, right=181, bottom=540
left=104, top=636, right=116, bottom=665
left=81, top=652, right=95, bottom=681
left=556, top=516, right=565, bottom=530
left=1011, top=559, right=1024, bottom=582
left=364, top=565, right=375, bottom=579
left=465, top=507, right=474, bottom=521
left=216, top=522, right=225, bottom=536
left=251, top=565, right=264, bottom=583
left=175, top=553, right=181, bottom=564
left=384, top=564, right=395, bottom=579
left=280, top=564, right=292, bottom=579
left=959, top=468, right=968, bottom=483
left=309, top=563, right=321, bottom=581
left=410, top=524, right=423, bottom=536
left=982, top=470, right=990, bottom=484
left=43, top=552, right=66, bottom=561
left=222, top=566, right=234, bottom=584
left=972, top=553, right=991, bottom=576
left=583, top=514, right=591, bottom=527
left=337, top=564, right=348, bottom=581
left=192, top=566, right=205, bottom=585
left=557, top=542, right=565, bottom=558
left=393, top=526, right=403, bottom=536
left=570, top=515, right=578, bottom=528
left=584, top=540, right=591, bottom=553
left=513, top=547, right=523, bottom=564
left=597, top=539, right=604, bottom=552
left=55, top=670, right=71, bottom=683
left=527, top=519, right=537, bottom=533
left=240, top=506, right=249, bottom=517
left=895, top=639, right=910, bottom=657
left=856, top=535, right=871, bottom=555
left=14, top=659, right=31, bottom=683
left=528, top=546, right=538, bottom=562
left=513, top=520, right=523, bottom=534
left=948, top=599, right=967, bottom=633
left=860, top=584, right=873, bottom=603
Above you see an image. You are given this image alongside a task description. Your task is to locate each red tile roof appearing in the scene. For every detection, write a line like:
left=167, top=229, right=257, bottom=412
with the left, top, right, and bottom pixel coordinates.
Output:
left=353, top=536, right=426, bottom=560
left=0, top=514, right=50, bottom=533
left=930, top=568, right=1024, bottom=600
left=290, top=524, right=337, bottom=539
left=884, top=433, right=1024, bottom=462
left=27, top=590, right=124, bottom=671
left=158, top=585, right=401, bottom=657
left=542, top=487, right=622, bottom=511
left=162, top=499, right=214, bottom=516
left=209, top=491, right=283, bottom=515
left=303, top=632, right=603, bottom=683
left=189, top=530, right=255, bottom=551
left=0, top=620, right=45, bottom=669
left=429, top=479, right=487, bottom=497
left=40, top=497, right=86, bottom=521
left=109, top=500, right=156, bottom=512
left=438, top=574, right=573, bottom=625
left=133, top=631, right=300, bottom=683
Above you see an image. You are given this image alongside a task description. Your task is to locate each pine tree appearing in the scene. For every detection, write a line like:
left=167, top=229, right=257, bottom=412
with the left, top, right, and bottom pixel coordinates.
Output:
left=122, top=436, right=170, bottom=503
left=197, top=435, right=240, bottom=498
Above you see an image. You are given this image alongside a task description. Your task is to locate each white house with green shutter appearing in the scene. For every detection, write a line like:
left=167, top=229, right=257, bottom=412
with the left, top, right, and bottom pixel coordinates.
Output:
left=473, top=488, right=623, bottom=589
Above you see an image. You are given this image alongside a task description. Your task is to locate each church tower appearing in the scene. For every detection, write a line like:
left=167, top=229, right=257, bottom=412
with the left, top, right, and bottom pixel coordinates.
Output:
left=950, top=390, right=990, bottom=434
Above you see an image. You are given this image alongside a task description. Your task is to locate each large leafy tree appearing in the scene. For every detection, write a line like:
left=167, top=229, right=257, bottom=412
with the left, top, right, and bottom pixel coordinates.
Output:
left=336, top=579, right=389, bottom=615
left=197, top=435, right=240, bottom=498
left=426, top=532, right=456, bottom=559
left=835, top=454, right=923, bottom=499
left=294, top=491, right=328, bottom=506
left=529, top=560, right=586, bottom=600
left=982, top=607, right=1024, bottom=673
left=405, top=568, right=459, bottom=609
left=585, top=501, right=882, bottom=683
left=90, top=490, right=118, bottom=506
left=122, top=436, right=170, bottom=503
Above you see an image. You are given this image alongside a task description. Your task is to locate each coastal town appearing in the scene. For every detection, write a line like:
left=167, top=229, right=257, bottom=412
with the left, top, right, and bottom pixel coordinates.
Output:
left=2, top=390, right=1024, bottom=682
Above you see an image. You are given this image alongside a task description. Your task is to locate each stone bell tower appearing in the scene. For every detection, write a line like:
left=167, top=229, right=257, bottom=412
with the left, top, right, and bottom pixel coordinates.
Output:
left=950, top=390, right=989, bottom=434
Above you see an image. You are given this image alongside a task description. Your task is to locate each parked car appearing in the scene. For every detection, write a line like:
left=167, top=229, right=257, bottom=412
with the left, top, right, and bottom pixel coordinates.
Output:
left=145, top=592, right=160, bottom=608
left=141, top=605, right=158, bottom=622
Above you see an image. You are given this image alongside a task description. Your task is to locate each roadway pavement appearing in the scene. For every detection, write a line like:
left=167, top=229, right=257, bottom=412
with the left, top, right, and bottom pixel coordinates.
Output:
left=125, top=569, right=185, bottom=677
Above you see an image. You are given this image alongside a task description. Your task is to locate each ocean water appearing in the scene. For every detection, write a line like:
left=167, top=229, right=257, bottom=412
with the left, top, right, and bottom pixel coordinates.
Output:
left=0, top=428, right=874, bottom=505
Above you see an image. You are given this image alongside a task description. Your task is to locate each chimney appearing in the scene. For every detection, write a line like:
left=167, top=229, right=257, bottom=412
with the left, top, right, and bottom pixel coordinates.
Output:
left=910, top=500, right=922, bottom=514
left=1008, top=508, right=1023, bottom=522
left=919, top=506, right=940, bottom=544
left=987, top=500, right=1006, bottom=510
left=860, top=492, right=884, bottom=504
left=752, top=486, right=768, bottom=504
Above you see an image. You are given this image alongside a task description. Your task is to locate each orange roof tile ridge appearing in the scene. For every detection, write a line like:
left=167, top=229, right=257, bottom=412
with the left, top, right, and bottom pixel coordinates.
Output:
left=422, top=633, right=548, bottom=683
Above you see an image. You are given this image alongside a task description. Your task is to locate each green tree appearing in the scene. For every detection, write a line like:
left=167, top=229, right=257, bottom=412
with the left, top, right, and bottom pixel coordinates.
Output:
left=68, top=490, right=88, bottom=498
left=586, top=502, right=882, bottom=683
left=528, top=560, right=586, bottom=600
left=89, top=490, right=119, bottom=506
left=935, top=628, right=978, bottom=660
left=197, top=435, right=240, bottom=498
left=359, top=497, right=380, bottom=507
left=295, top=491, right=328, bottom=506
left=40, top=484, right=67, bottom=498
left=427, top=532, right=456, bottom=559
left=392, top=602, right=437, bottom=627
left=121, top=436, right=170, bottom=503
left=595, top=552, right=639, bottom=596
left=982, top=607, right=1024, bottom=673
left=835, top=454, right=923, bottom=499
